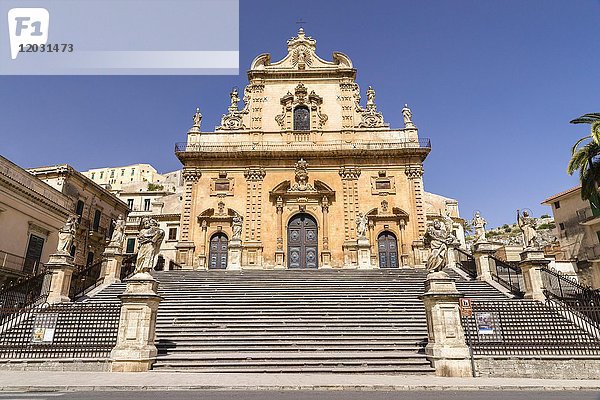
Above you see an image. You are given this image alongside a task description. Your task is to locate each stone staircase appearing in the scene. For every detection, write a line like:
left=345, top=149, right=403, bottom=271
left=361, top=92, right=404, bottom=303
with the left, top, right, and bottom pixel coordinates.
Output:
left=87, top=268, right=507, bottom=373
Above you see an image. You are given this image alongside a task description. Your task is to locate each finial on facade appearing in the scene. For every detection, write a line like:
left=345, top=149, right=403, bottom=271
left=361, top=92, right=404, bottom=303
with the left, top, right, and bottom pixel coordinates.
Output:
left=402, top=103, right=416, bottom=129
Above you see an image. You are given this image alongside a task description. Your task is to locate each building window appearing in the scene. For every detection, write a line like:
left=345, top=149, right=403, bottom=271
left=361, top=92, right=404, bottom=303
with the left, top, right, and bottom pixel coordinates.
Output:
left=86, top=251, right=94, bottom=266
left=121, top=169, right=125, bottom=176
left=215, top=181, right=230, bottom=191
left=110, top=170, right=115, bottom=178
left=75, top=200, right=85, bottom=223
left=24, top=234, right=45, bottom=274
left=293, top=106, right=310, bottom=131
left=126, top=238, right=136, bottom=254
left=144, top=199, right=151, bottom=211
left=93, top=210, right=101, bottom=231
left=131, top=168, right=135, bottom=176
left=91, top=172, right=95, bottom=179
left=559, top=222, right=565, bottom=230
left=168, top=227, right=177, bottom=241
left=554, top=201, right=561, bottom=209
left=70, top=245, right=76, bottom=257
left=375, top=179, right=391, bottom=190
left=127, top=199, right=134, bottom=209
left=100, top=171, right=104, bottom=179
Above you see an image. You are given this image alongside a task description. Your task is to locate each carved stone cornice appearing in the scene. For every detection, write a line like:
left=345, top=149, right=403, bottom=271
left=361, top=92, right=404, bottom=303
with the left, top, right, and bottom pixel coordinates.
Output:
left=339, top=166, right=361, bottom=180
left=404, top=165, right=424, bottom=179
left=182, top=167, right=201, bottom=182
left=244, top=167, right=266, bottom=181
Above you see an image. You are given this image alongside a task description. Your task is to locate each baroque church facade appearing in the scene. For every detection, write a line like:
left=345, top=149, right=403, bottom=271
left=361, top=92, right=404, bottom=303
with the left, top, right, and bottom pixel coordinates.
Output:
left=175, top=29, right=433, bottom=270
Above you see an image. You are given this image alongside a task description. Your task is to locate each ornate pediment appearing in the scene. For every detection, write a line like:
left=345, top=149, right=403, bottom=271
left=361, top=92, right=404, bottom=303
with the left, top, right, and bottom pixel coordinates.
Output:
left=275, top=83, right=328, bottom=131
left=355, top=86, right=389, bottom=129
left=249, top=28, right=354, bottom=72
left=216, top=88, right=249, bottom=131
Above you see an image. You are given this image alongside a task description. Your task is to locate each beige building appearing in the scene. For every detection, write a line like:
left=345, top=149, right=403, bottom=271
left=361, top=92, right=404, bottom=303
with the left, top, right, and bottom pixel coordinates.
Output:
left=27, top=165, right=129, bottom=266
left=83, top=163, right=165, bottom=191
left=542, top=185, right=600, bottom=287
left=0, top=156, right=72, bottom=283
left=174, top=29, right=444, bottom=270
left=423, top=192, right=466, bottom=247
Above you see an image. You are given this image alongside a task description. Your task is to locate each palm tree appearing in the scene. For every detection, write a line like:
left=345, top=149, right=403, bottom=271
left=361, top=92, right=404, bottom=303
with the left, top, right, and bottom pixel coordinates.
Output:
left=568, top=113, right=600, bottom=202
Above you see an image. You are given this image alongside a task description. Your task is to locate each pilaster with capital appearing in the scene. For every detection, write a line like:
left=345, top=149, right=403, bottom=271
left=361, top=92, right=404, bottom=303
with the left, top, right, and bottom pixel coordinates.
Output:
left=176, top=167, right=201, bottom=268
left=321, top=196, right=332, bottom=268
left=243, top=167, right=266, bottom=268
left=405, top=165, right=426, bottom=237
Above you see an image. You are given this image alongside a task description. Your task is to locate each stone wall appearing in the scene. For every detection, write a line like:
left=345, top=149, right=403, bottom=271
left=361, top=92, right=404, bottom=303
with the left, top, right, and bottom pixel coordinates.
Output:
left=475, top=356, right=600, bottom=379
left=0, top=359, right=110, bottom=371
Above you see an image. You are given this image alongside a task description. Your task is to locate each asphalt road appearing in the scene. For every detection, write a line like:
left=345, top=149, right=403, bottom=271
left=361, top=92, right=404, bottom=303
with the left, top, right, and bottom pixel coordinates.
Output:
left=0, top=391, right=598, bottom=400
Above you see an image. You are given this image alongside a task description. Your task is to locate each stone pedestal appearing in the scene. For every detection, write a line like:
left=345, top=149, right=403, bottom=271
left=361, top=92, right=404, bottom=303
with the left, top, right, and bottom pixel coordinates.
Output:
left=446, top=243, right=459, bottom=269
left=274, top=250, right=285, bottom=270
left=111, top=273, right=162, bottom=372
left=175, top=241, right=195, bottom=270
left=420, top=271, right=472, bottom=377
left=227, top=239, right=242, bottom=270
left=46, top=253, right=75, bottom=304
left=320, top=251, right=332, bottom=269
left=101, top=245, right=123, bottom=285
left=357, top=237, right=372, bottom=269
left=519, top=249, right=549, bottom=302
left=472, top=241, right=496, bottom=283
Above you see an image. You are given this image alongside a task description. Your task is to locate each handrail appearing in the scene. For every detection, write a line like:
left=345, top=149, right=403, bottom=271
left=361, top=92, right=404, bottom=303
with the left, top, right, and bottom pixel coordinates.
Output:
left=0, top=270, right=51, bottom=318
left=120, top=254, right=137, bottom=281
left=541, top=265, right=600, bottom=327
left=455, top=248, right=477, bottom=279
left=0, top=250, right=44, bottom=276
left=489, top=255, right=524, bottom=298
left=69, top=259, right=104, bottom=299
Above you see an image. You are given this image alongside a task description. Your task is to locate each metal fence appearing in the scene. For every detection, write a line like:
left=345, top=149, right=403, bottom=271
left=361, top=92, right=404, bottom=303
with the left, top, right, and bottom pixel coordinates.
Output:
left=0, top=271, right=51, bottom=311
left=69, top=260, right=104, bottom=299
left=455, top=249, right=477, bottom=279
left=461, top=300, right=600, bottom=356
left=120, top=255, right=136, bottom=281
left=541, top=266, right=600, bottom=329
left=489, top=256, right=524, bottom=298
left=0, top=303, right=120, bottom=359
left=0, top=250, right=44, bottom=276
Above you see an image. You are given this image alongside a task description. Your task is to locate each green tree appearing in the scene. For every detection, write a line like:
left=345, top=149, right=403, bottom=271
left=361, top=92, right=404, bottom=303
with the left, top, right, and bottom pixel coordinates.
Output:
left=567, top=113, right=600, bottom=202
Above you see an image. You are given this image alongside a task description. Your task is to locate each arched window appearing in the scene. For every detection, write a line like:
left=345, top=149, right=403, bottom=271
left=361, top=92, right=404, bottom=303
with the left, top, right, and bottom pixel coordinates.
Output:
left=293, top=106, right=310, bottom=131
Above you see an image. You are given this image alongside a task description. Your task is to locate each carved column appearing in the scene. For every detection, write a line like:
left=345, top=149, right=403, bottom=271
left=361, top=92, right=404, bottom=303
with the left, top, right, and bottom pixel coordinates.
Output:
left=405, top=165, right=426, bottom=265
left=339, top=82, right=357, bottom=129
left=339, top=166, right=361, bottom=268
left=198, top=220, right=208, bottom=270
left=243, top=167, right=266, bottom=267
left=249, top=82, right=265, bottom=131
left=176, top=167, right=201, bottom=269
left=321, top=196, right=332, bottom=268
left=275, top=196, right=285, bottom=269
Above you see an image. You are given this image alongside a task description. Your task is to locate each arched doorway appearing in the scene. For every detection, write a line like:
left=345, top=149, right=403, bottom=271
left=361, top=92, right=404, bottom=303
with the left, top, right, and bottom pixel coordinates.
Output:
left=378, top=231, right=399, bottom=268
left=209, top=232, right=228, bottom=269
left=287, top=213, right=318, bottom=269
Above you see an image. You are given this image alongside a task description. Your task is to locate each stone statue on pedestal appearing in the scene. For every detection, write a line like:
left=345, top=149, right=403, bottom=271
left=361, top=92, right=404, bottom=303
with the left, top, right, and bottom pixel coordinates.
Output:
left=402, top=104, right=416, bottom=128
left=232, top=215, right=243, bottom=240
left=424, top=220, right=455, bottom=273
left=108, top=214, right=125, bottom=248
left=517, top=209, right=538, bottom=249
left=356, top=212, right=368, bottom=238
left=57, top=215, right=78, bottom=254
left=472, top=211, right=487, bottom=242
left=229, top=88, right=240, bottom=110
left=135, top=218, right=165, bottom=274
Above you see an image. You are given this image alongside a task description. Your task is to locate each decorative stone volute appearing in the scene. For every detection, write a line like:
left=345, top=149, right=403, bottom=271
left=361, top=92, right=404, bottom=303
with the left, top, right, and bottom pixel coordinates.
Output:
left=404, top=165, right=424, bottom=179
left=339, top=166, right=361, bottom=180
left=244, top=167, right=266, bottom=181
left=182, top=167, right=201, bottom=182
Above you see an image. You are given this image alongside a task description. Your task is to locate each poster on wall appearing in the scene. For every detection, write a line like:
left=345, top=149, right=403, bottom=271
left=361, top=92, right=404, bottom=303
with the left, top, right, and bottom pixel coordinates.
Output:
left=474, top=312, right=502, bottom=341
left=31, top=313, right=58, bottom=343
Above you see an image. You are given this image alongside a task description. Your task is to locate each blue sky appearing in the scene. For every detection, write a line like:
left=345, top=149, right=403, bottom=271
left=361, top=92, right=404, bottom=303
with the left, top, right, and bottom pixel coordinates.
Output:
left=1, top=0, right=599, bottom=228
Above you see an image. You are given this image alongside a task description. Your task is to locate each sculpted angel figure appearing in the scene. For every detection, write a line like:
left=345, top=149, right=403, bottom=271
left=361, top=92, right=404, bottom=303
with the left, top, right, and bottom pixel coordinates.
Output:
left=135, top=218, right=165, bottom=274
left=57, top=215, right=78, bottom=254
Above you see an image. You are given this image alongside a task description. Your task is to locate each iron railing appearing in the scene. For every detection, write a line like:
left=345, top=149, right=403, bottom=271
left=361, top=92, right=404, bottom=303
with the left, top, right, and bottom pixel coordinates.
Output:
left=120, top=254, right=136, bottom=281
left=0, top=303, right=120, bottom=359
left=0, top=250, right=44, bottom=276
left=541, top=266, right=600, bottom=328
left=69, top=260, right=104, bottom=299
left=489, top=255, right=524, bottom=298
left=455, top=248, right=477, bottom=279
left=175, top=139, right=432, bottom=156
left=461, top=300, right=600, bottom=356
left=0, top=270, right=51, bottom=311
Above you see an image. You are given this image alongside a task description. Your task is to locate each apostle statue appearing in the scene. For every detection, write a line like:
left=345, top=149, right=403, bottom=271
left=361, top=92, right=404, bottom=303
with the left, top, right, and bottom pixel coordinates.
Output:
left=57, top=215, right=78, bottom=254
left=192, top=107, right=202, bottom=128
left=108, top=214, right=125, bottom=248
left=402, top=104, right=415, bottom=128
left=229, top=88, right=240, bottom=109
left=424, top=220, right=456, bottom=273
left=135, top=218, right=165, bottom=274
left=232, top=215, right=243, bottom=240
left=517, top=209, right=538, bottom=249
left=366, top=86, right=376, bottom=107
left=356, top=212, right=368, bottom=238
left=472, top=211, right=487, bottom=242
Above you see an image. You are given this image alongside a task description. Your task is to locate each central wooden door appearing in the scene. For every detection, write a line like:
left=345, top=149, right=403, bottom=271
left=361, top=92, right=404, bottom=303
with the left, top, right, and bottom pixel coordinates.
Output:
left=378, top=231, right=399, bottom=268
left=209, top=232, right=228, bottom=269
left=287, top=213, right=318, bottom=269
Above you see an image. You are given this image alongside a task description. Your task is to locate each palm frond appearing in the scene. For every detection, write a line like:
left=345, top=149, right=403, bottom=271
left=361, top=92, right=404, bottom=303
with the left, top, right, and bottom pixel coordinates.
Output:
left=570, top=113, right=600, bottom=124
